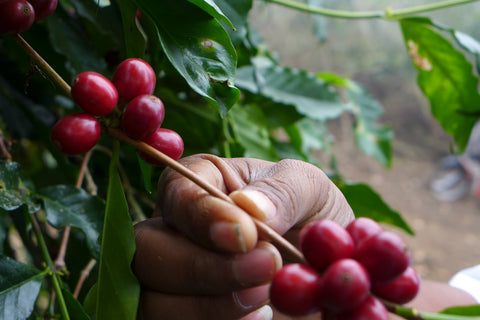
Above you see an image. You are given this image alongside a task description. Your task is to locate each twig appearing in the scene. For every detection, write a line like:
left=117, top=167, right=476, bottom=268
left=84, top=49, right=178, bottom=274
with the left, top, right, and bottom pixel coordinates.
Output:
left=0, top=128, right=12, bottom=160
left=54, top=150, right=93, bottom=271
left=73, top=259, right=97, bottom=298
left=12, top=32, right=305, bottom=263
left=107, top=127, right=306, bottom=263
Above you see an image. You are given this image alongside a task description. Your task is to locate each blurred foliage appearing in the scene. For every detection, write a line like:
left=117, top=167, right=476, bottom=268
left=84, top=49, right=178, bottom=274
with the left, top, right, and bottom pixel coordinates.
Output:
left=1, top=0, right=480, bottom=318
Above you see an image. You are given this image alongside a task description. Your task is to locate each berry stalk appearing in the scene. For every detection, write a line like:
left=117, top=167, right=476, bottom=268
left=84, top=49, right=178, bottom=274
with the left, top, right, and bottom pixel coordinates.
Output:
left=12, top=33, right=71, bottom=97
left=107, top=127, right=306, bottom=263
left=12, top=32, right=306, bottom=262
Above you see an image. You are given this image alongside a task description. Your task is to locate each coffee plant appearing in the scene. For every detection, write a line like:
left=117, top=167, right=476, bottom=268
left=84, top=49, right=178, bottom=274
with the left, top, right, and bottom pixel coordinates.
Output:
left=1, top=0, right=480, bottom=319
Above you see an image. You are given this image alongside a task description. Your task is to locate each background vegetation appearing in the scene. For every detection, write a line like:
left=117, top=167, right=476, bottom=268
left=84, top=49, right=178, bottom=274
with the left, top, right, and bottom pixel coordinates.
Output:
left=1, top=0, right=480, bottom=319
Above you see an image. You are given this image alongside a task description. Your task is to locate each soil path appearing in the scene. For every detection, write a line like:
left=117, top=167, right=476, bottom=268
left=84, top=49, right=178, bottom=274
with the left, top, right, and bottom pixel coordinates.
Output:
left=331, top=104, right=480, bottom=282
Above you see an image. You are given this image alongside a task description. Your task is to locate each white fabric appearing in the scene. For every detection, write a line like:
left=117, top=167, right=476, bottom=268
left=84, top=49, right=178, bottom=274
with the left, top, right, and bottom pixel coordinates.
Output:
left=449, top=264, right=480, bottom=303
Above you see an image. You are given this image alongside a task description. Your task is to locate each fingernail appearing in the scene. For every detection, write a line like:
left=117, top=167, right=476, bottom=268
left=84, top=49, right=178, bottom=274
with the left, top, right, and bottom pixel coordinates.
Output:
left=253, top=305, right=273, bottom=320
left=232, top=242, right=281, bottom=286
left=230, top=190, right=277, bottom=221
left=210, top=221, right=246, bottom=252
left=233, top=284, right=270, bottom=310
left=243, top=305, right=273, bottom=320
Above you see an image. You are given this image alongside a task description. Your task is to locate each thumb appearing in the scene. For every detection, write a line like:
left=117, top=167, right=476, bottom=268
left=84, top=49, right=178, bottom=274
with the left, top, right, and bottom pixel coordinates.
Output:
left=228, top=159, right=354, bottom=235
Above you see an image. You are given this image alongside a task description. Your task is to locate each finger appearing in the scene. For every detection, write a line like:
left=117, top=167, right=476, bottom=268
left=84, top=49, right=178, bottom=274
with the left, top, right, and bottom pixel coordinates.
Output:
left=156, top=154, right=259, bottom=252
left=133, top=218, right=282, bottom=294
left=138, top=285, right=270, bottom=320
left=239, top=306, right=273, bottom=320
left=227, top=158, right=355, bottom=233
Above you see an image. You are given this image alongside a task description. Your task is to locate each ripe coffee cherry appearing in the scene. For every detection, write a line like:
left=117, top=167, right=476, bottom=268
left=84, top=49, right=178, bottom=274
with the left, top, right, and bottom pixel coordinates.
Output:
left=121, top=94, right=165, bottom=140
left=51, top=113, right=101, bottom=155
left=139, top=128, right=184, bottom=166
left=71, top=72, right=118, bottom=116
left=300, top=220, right=354, bottom=272
left=0, top=0, right=35, bottom=34
left=346, top=217, right=384, bottom=247
left=270, top=263, right=322, bottom=316
left=354, top=231, right=410, bottom=284
left=112, top=58, right=156, bottom=102
left=318, top=258, right=371, bottom=314
left=27, top=0, right=57, bottom=20
left=372, top=266, right=420, bottom=304
left=333, top=296, right=389, bottom=320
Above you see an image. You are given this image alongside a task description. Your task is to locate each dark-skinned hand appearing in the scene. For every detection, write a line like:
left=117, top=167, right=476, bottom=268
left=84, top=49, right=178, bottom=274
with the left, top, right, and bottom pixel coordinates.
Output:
left=133, top=154, right=354, bottom=320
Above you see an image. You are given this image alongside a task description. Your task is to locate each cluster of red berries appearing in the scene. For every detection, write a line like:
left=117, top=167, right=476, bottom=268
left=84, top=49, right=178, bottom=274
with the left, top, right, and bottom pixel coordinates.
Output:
left=0, top=0, right=57, bottom=34
left=51, top=58, right=184, bottom=166
left=270, top=217, right=420, bottom=319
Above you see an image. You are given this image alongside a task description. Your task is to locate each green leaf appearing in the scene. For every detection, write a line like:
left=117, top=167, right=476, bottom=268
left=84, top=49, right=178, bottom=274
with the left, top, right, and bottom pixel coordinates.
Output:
left=63, top=288, right=91, bottom=320
left=118, top=0, right=146, bottom=58
left=214, top=0, right=253, bottom=45
left=0, top=214, right=10, bottom=254
left=354, top=119, right=393, bottom=168
left=38, top=185, right=104, bottom=259
left=229, top=104, right=279, bottom=161
left=47, top=4, right=108, bottom=77
left=236, top=58, right=344, bottom=121
left=441, top=305, right=480, bottom=316
left=317, top=75, right=393, bottom=168
left=400, top=17, right=480, bottom=151
left=338, top=181, right=414, bottom=235
left=0, top=161, right=40, bottom=214
left=136, top=0, right=240, bottom=115
left=0, top=256, right=46, bottom=320
left=95, top=141, right=139, bottom=320
left=187, top=0, right=234, bottom=29
left=309, top=0, right=327, bottom=43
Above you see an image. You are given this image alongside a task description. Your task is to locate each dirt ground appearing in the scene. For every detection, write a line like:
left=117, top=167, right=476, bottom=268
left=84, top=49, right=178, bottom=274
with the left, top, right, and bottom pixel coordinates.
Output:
left=330, top=74, right=480, bottom=283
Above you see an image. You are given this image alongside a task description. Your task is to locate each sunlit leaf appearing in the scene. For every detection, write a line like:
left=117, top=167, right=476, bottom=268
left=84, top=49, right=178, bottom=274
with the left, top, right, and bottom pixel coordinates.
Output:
left=214, top=0, right=253, bottom=45
left=309, top=0, right=327, bottom=43
left=95, top=141, right=139, bottom=320
left=337, top=181, right=414, bottom=235
left=441, top=304, right=480, bottom=316
left=236, top=57, right=344, bottom=121
left=229, top=104, right=278, bottom=161
left=0, top=256, right=46, bottom=320
left=400, top=17, right=480, bottom=151
left=136, top=0, right=240, bottom=115
left=187, top=0, right=234, bottom=29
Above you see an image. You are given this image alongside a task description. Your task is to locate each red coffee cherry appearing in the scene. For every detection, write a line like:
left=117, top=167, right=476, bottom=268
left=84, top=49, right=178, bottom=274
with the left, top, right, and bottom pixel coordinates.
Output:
left=121, top=94, right=165, bottom=140
left=139, top=128, right=184, bottom=166
left=333, top=296, right=389, bottom=320
left=354, top=231, right=411, bottom=284
left=300, top=220, right=355, bottom=272
left=372, top=266, right=420, bottom=304
left=27, top=0, right=57, bottom=20
left=51, top=113, right=101, bottom=155
left=0, top=0, right=35, bottom=34
left=71, top=71, right=118, bottom=116
left=346, top=217, right=384, bottom=247
left=318, top=258, right=371, bottom=314
left=270, top=263, right=322, bottom=316
left=112, top=58, right=156, bottom=102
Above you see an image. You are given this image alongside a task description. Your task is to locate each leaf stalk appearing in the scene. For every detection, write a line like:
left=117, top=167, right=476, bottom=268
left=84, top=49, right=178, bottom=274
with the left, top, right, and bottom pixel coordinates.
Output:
left=261, top=0, right=480, bottom=19
left=29, top=214, right=71, bottom=320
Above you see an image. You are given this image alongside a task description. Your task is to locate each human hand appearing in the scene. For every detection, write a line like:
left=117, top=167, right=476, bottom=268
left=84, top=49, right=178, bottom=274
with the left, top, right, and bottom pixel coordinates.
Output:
left=134, top=154, right=354, bottom=320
